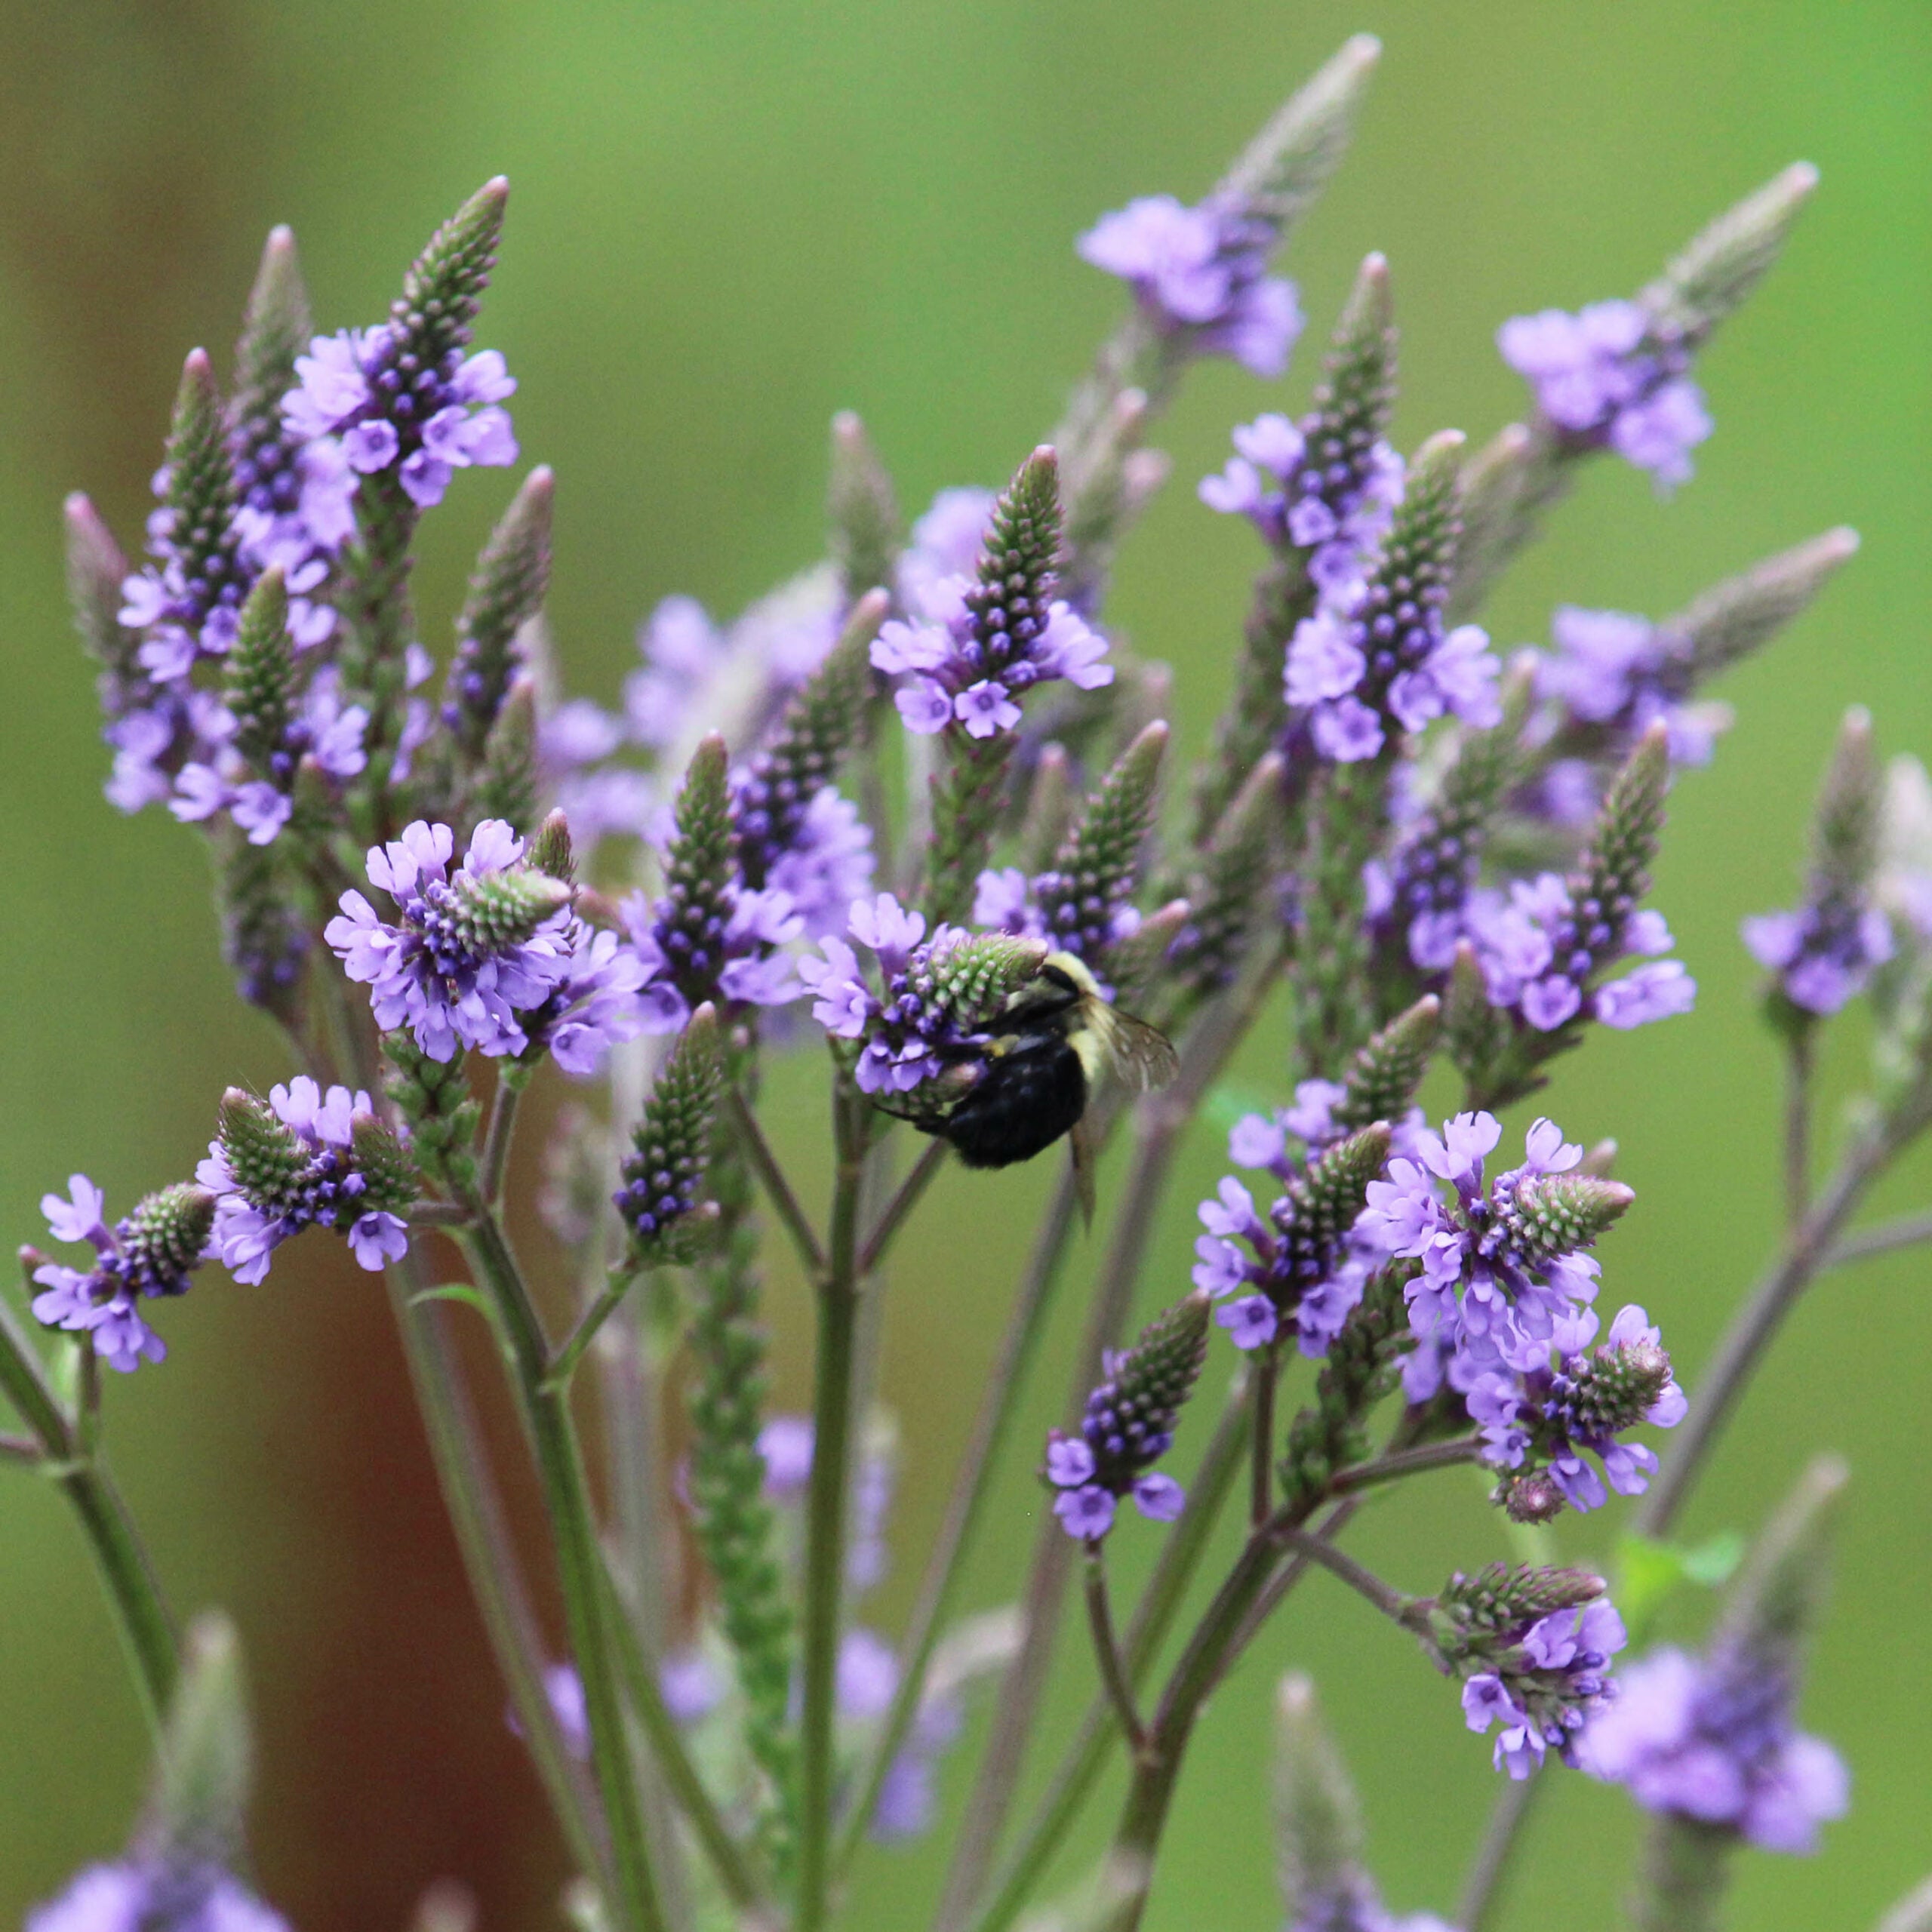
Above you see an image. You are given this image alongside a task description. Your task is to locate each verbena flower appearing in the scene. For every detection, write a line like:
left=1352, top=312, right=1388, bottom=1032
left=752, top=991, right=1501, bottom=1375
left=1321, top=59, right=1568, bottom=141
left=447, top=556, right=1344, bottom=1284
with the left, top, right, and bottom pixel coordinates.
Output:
left=325, top=820, right=578, bottom=1060
left=971, top=864, right=1142, bottom=962
left=1357, top=1114, right=1632, bottom=1391
left=1580, top=1644, right=1848, bottom=1850
left=1498, top=299, right=1712, bottom=488
left=1044, top=1291, right=1210, bottom=1540
left=198, top=1078, right=416, bottom=1283
left=1078, top=194, right=1304, bottom=376
left=869, top=483, right=1112, bottom=740
left=1742, top=894, right=1894, bottom=1017
left=283, top=328, right=517, bottom=511
left=1460, top=875, right=1696, bottom=1031
left=1536, top=605, right=1730, bottom=768
left=798, top=894, right=1044, bottom=1099
left=1430, top=1565, right=1626, bottom=1779
left=1467, top=1303, right=1686, bottom=1518
left=29, top=1177, right=215, bottom=1374
left=1198, top=409, right=1402, bottom=598
left=26, top=1858, right=289, bottom=1932
left=1190, top=1118, right=1392, bottom=1360
left=622, top=879, right=804, bottom=1035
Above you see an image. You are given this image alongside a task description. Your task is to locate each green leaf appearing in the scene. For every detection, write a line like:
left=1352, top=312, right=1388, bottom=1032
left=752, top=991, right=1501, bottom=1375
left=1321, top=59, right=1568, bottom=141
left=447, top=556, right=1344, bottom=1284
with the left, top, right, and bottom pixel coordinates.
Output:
left=1205, top=1081, right=1277, bottom=1131
left=411, top=1283, right=497, bottom=1325
left=1616, top=1529, right=1746, bottom=1642
left=1678, top=1530, right=1746, bottom=1588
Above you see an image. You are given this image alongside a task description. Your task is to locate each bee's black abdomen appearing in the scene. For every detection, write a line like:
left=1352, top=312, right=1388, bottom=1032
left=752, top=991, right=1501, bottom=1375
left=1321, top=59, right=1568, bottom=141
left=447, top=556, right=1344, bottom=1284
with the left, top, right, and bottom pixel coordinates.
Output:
left=941, top=1038, right=1088, bottom=1169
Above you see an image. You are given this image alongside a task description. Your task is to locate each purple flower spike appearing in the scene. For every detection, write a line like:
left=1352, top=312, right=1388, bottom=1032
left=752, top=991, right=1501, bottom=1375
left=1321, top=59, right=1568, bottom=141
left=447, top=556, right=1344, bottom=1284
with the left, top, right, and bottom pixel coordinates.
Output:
left=1499, top=298, right=1712, bottom=490
left=27, top=1859, right=291, bottom=1932
left=325, top=819, right=580, bottom=1062
left=1581, top=1644, right=1848, bottom=1852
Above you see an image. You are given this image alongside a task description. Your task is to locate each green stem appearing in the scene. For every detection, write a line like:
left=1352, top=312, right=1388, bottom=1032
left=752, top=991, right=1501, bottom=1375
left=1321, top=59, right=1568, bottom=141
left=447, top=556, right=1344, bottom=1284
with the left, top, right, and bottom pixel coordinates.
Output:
left=1457, top=1763, right=1545, bottom=1932
left=1083, top=1550, right=1144, bottom=1751
left=796, top=1084, right=867, bottom=1932
left=1331, top=1436, right=1484, bottom=1494
left=457, top=1210, right=667, bottom=1932
left=481, top=1065, right=529, bottom=1207
left=1826, top=1206, right=1932, bottom=1265
left=964, top=1377, right=1254, bottom=1932
left=1250, top=1343, right=1280, bottom=1527
left=1278, top=1527, right=1417, bottom=1626
left=857, top=1137, right=950, bottom=1275
left=0, top=1291, right=177, bottom=1740
left=599, top=1561, right=772, bottom=1913
left=549, top=1265, right=641, bottom=1391
left=833, top=1164, right=1081, bottom=1880
left=1783, top=1026, right=1814, bottom=1232
left=728, top=1085, right=829, bottom=1281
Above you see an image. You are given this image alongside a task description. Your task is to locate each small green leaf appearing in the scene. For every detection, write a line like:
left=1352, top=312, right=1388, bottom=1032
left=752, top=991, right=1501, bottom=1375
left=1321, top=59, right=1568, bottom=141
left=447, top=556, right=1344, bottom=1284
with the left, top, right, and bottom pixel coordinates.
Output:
left=411, top=1283, right=497, bottom=1325
left=1678, top=1530, right=1746, bottom=1588
left=1205, top=1082, right=1277, bottom=1131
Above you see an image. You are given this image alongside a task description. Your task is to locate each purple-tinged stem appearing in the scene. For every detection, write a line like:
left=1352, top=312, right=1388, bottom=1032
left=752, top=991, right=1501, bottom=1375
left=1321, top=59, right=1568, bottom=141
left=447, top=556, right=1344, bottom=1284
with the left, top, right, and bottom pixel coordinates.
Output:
left=1084, top=1549, right=1146, bottom=1751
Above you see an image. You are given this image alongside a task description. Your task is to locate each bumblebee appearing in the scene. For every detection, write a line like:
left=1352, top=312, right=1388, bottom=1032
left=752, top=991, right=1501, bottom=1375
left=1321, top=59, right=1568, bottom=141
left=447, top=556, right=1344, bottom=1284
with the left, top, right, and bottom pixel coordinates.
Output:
left=883, top=951, right=1178, bottom=1217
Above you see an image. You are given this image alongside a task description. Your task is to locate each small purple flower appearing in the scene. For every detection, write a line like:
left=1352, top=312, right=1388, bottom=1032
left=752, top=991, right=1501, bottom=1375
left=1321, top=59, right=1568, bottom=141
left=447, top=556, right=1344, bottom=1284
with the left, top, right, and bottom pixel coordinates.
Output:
left=29, top=1175, right=214, bottom=1374
left=1743, top=900, right=1894, bottom=1017
left=282, top=327, right=517, bottom=512
left=1537, top=606, right=1729, bottom=768
left=325, top=820, right=577, bottom=1061
left=1499, top=298, right=1712, bottom=489
left=1458, top=1597, right=1628, bottom=1779
left=198, top=1077, right=414, bottom=1284
left=1359, top=1113, right=1632, bottom=1389
left=758, top=1415, right=816, bottom=1496
left=1468, top=1303, right=1686, bottom=1518
left=26, top=1860, right=291, bottom=1932
left=1580, top=1644, right=1849, bottom=1852
left=1078, top=193, right=1303, bottom=377
left=1044, top=1291, right=1208, bottom=1543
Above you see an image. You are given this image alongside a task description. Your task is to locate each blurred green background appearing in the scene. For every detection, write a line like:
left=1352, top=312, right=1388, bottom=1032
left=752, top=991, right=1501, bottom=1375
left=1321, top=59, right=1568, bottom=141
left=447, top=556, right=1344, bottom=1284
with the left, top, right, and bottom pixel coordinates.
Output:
left=0, top=1, right=1927, bottom=1926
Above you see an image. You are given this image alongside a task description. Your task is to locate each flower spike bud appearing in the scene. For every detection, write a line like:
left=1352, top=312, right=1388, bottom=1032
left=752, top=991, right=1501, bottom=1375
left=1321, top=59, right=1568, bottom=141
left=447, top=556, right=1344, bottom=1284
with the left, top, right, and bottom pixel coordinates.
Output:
left=1219, top=35, right=1382, bottom=235
left=383, top=1033, right=481, bottom=1193
left=446, top=857, right=572, bottom=959
left=828, top=410, right=902, bottom=608
left=216, top=835, right=308, bottom=1023
left=1334, top=995, right=1439, bottom=1132
left=1168, top=748, right=1284, bottom=1001
left=1018, top=742, right=1077, bottom=875
left=1032, top=721, right=1168, bottom=959
left=1318, top=252, right=1398, bottom=452
left=1498, top=1171, right=1635, bottom=1265
left=1437, top=1561, right=1607, bottom=1635
left=147, top=1611, right=253, bottom=1869
left=349, top=1113, right=421, bottom=1218
left=1643, top=162, right=1819, bottom=348
left=526, top=807, right=574, bottom=884
left=1060, top=385, right=1154, bottom=610
left=1448, top=423, right=1534, bottom=621
left=447, top=465, right=553, bottom=756
left=1710, top=1453, right=1847, bottom=1666
left=230, top=224, right=312, bottom=454
left=1877, top=1877, right=1932, bottom=1932
left=224, top=567, right=296, bottom=771
left=471, top=675, right=538, bottom=833
left=1584, top=722, right=1672, bottom=916
left=1044, top=1290, right=1210, bottom=1540
left=1106, top=897, right=1191, bottom=1005
left=1672, top=526, right=1860, bottom=684
left=734, top=586, right=885, bottom=888
left=1580, top=1137, right=1620, bottom=1177
left=659, top=733, right=739, bottom=1005
left=166, top=347, right=244, bottom=615
left=1811, top=707, right=1881, bottom=899
left=392, top=177, right=509, bottom=374
left=216, top=1088, right=310, bottom=1204
left=617, top=1002, right=725, bottom=1262
left=928, top=932, right=1052, bottom=1029
left=120, top=1184, right=219, bottom=1291
left=1444, top=937, right=1510, bottom=1082
left=63, top=491, right=131, bottom=671
left=1272, top=1675, right=1371, bottom=1923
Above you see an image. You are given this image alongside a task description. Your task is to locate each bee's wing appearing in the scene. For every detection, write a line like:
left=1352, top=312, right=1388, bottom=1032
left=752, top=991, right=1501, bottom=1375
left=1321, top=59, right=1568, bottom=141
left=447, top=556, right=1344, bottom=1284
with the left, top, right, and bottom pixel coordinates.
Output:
left=1093, top=1001, right=1180, bottom=1093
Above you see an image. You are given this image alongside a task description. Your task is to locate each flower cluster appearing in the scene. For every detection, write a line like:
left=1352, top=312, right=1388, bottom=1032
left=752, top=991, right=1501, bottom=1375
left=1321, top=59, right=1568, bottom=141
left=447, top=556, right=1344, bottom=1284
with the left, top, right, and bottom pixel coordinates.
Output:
left=1581, top=1644, right=1849, bottom=1851
left=869, top=454, right=1112, bottom=740
left=29, top=1178, right=215, bottom=1374
left=1078, top=194, right=1304, bottom=377
left=1358, top=1114, right=1634, bottom=1392
left=1429, top=1564, right=1627, bottom=1779
left=801, top=894, right=1045, bottom=1100
left=26, top=1858, right=289, bottom=1932
left=1536, top=605, right=1729, bottom=771
left=1499, top=299, right=1712, bottom=488
left=1467, top=1303, right=1686, bottom=1519
left=197, top=1078, right=416, bottom=1283
left=971, top=864, right=1142, bottom=962
left=1743, top=894, right=1894, bottom=1018
left=1457, top=873, right=1696, bottom=1031
left=326, top=820, right=590, bottom=1063
left=1191, top=1117, right=1392, bottom=1359
left=1044, top=1290, right=1208, bottom=1540
left=1199, top=408, right=1402, bottom=598
left=283, top=330, right=516, bottom=512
